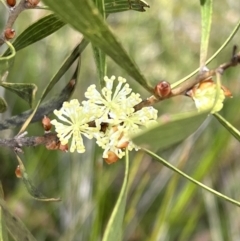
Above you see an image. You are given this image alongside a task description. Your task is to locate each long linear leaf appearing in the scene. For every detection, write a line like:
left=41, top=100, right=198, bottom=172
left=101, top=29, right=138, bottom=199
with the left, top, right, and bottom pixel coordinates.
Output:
left=199, top=0, right=213, bottom=68
left=145, top=149, right=240, bottom=207
left=0, top=75, right=76, bottom=130
left=102, top=150, right=129, bottom=241
left=132, top=111, right=208, bottom=151
left=172, top=19, right=240, bottom=89
left=42, top=0, right=153, bottom=92
left=0, top=185, right=8, bottom=241
left=92, top=0, right=107, bottom=87
left=0, top=184, right=37, bottom=241
left=214, top=113, right=240, bottom=141
left=17, top=39, right=87, bottom=134
left=15, top=154, right=60, bottom=201
left=3, top=14, right=65, bottom=56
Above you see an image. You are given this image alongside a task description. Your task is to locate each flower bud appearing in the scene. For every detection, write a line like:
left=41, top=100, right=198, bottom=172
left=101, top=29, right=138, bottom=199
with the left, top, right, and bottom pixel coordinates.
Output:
left=154, top=81, right=171, bottom=98
left=25, top=0, right=40, bottom=7
left=117, top=140, right=129, bottom=149
left=59, top=143, right=68, bottom=152
left=15, top=165, right=22, bottom=178
left=221, top=85, right=232, bottom=97
left=45, top=140, right=60, bottom=150
left=4, top=28, right=15, bottom=40
left=6, top=0, right=16, bottom=7
left=42, top=115, right=52, bottom=131
left=104, top=151, right=119, bottom=164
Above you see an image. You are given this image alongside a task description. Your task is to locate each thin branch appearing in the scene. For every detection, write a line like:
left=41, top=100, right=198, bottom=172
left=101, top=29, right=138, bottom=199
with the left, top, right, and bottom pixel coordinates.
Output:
left=0, top=0, right=43, bottom=47
left=134, top=47, right=240, bottom=111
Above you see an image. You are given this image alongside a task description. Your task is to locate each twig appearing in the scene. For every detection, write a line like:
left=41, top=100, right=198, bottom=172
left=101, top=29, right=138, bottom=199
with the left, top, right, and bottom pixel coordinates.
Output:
left=0, top=0, right=44, bottom=47
left=135, top=46, right=240, bottom=111
left=0, top=47, right=239, bottom=150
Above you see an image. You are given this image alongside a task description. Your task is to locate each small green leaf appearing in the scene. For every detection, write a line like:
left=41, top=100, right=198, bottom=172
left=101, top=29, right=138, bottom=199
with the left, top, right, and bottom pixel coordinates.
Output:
left=0, top=185, right=8, bottom=241
left=42, top=0, right=153, bottom=92
left=145, top=149, right=240, bottom=207
left=15, top=154, right=61, bottom=202
left=102, top=150, right=129, bottom=241
left=132, top=111, right=208, bottom=151
left=0, top=97, right=7, bottom=113
left=3, top=14, right=65, bottom=56
left=0, top=183, right=37, bottom=241
left=0, top=41, right=15, bottom=77
left=200, top=0, right=213, bottom=67
left=214, top=113, right=240, bottom=141
left=0, top=82, right=37, bottom=107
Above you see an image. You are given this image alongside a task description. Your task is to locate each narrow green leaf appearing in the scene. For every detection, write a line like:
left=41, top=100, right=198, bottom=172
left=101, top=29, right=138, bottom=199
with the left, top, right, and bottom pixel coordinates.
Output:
left=102, top=150, right=129, bottom=241
left=0, top=82, right=37, bottom=107
left=42, top=0, right=153, bottom=92
left=199, top=0, right=213, bottom=67
left=171, top=19, right=240, bottom=89
left=0, top=75, right=77, bottom=130
left=132, top=111, right=208, bottom=151
left=15, top=154, right=61, bottom=202
left=144, top=149, right=240, bottom=207
left=0, top=183, right=37, bottom=241
left=0, top=185, right=8, bottom=241
left=0, top=41, right=15, bottom=77
left=3, top=14, right=65, bottom=56
left=214, top=113, right=240, bottom=141
left=92, top=0, right=107, bottom=87
left=3, top=0, right=149, bottom=56
left=17, top=39, right=86, bottom=134
left=0, top=98, right=7, bottom=113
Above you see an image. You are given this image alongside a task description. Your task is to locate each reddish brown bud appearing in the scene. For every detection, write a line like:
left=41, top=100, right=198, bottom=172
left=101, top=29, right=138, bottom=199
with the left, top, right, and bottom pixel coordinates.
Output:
left=45, top=140, right=60, bottom=150
left=42, top=115, right=52, bottom=131
left=4, top=28, right=15, bottom=40
left=221, top=85, right=232, bottom=97
left=154, top=81, right=171, bottom=98
left=117, top=140, right=129, bottom=149
left=15, top=165, right=22, bottom=178
left=104, top=151, right=119, bottom=164
left=25, top=0, right=40, bottom=7
left=59, top=143, right=68, bottom=152
left=6, top=0, right=16, bottom=7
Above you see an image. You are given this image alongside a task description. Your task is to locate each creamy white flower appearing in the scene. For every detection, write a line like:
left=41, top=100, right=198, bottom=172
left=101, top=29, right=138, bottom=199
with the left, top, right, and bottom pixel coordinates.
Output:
left=51, top=99, right=100, bottom=153
left=51, top=76, right=158, bottom=160
left=85, top=76, right=142, bottom=125
left=88, top=76, right=158, bottom=159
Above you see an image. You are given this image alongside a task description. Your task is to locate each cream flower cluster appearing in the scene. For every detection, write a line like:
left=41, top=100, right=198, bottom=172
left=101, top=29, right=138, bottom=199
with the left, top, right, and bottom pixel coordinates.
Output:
left=51, top=76, right=158, bottom=159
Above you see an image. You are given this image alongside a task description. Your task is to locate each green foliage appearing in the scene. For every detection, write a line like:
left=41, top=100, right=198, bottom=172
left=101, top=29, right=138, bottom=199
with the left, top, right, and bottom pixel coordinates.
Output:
left=0, top=0, right=240, bottom=240
left=0, top=97, right=7, bottom=113
left=102, top=151, right=129, bottom=241
left=132, top=111, right=208, bottom=151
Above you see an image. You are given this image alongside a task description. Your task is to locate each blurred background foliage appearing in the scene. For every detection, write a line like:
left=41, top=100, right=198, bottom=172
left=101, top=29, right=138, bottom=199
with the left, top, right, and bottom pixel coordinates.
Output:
left=0, top=0, right=240, bottom=240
